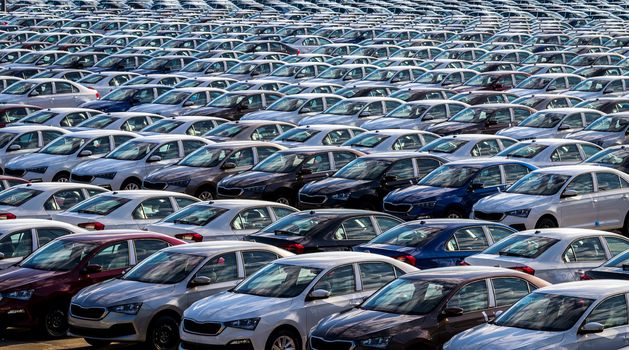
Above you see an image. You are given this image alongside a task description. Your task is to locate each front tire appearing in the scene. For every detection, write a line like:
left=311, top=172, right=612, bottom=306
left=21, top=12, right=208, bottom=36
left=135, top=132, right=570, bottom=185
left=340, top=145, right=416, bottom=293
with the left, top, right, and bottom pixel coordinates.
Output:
left=535, top=216, right=557, bottom=229
left=84, top=338, right=111, bottom=347
left=195, top=186, right=214, bottom=201
left=121, top=178, right=141, bottom=191
left=52, top=172, right=70, bottom=182
left=42, top=302, right=69, bottom=338
left=147, top=315, right=180, bottom=350
left=444, top=208, right=465, bottom=219
left=266, top=329, right=301, bottom=350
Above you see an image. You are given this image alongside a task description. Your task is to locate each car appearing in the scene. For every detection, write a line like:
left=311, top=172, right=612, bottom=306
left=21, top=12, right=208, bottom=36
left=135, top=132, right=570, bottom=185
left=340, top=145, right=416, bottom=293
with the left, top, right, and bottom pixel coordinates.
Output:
left=52, top=190, right=199, bottom=230
left=583, top=249, right=629, bottom=280
left=383, top=159, right=537, bottom=220
left=297, top=96, right=403, bottom=127
left=260, top=62, right=331, bottom=83
left=354, top=219, right=518, bottom=268
left=188, top=90, right=284, bottom=120
left=143, top=141, right=285, bottom=199
left=178, top=252, right=416, bottom=350
left=127, top=87, right=226, bottom=117
left=0, top=219, right=86, bottom=269
left=584, top=145, right=629, bottom=173
left=71, top=112, right=164, bottom=132
left=452, top=71, right=531, bottom=93
left=497, top=108, right=603, bottom=140
left=419, top=134, right=517, bottom=161
left=30, top=68, right=92, bottom=82
left=299, top=152, right=447, bottom=210
left=507, top=73, right=584, bottom=96
left=68, top=241, right=293, bottom=350
left=426, top=104, right=536, bottom=136
left=138, top=116, right=225, bottom=136
left=80, top=84, right=172, bottom=112
left=272, top=125, right=364, bottom=148
left=277, top=82, right=341, bottom=95
left=0, top=104, right=41, bottom=127
left=0, top=231, right=183, bottom=337
left=472, top=165, right=629, bottom=231
left=4, top=130, right=137, bottom=182
left=311, top=266, right=549, bottom=350
left=177, top=58, right=240, bottom=78
left=495, top=139, right=602, bottom=167
left=12, top=107, right=101, bottom=128
left=70, top=134, right=211, bottom=190
left=216, top=146, right=364, bottom=205
left=218, top=59, right=285, bottom=81
left=574, top=97, right=629, bottom=114
left=225, top=79, right=288, bottom=93
left=404, top=68, right=479, bottom=90
left=444, top=280, right=629, bottom=350
left=565, top=76, right=629, bottom=99
left=308, top=63, right=378, bottom=85
left=89, top=53, right=151, bottom=73
left=566, top=112, right=629, bottom=147
left=0, top=78, right=99, bottom=108
left=0, top=125, right=68, bottom=172
left=361, top=100, right=469, bottom=130
left=511, top=94, right=583, bottom=110
left=240, top=93, right=343, bottom=124
left=354, top=66, right=426, bottom=86
left=76, top=71, right=139, bottom=95
left=147, top=199, right=298, bottom=241
left=124, top=74, right=186, bottom=87
left=174, top=76, right=236, bottom=89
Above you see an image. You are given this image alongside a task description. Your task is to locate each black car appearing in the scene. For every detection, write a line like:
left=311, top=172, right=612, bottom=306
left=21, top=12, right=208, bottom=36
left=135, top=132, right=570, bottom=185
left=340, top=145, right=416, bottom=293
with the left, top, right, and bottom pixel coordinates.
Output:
left=246, top=209, right=403, bottom=253
left=187, top=90, right=284, bottom=120
left=299, top=152, right=447, bottom=210
left=217, top=146, right=364, bottom=205
left=426, top=103, right=535, bottom=135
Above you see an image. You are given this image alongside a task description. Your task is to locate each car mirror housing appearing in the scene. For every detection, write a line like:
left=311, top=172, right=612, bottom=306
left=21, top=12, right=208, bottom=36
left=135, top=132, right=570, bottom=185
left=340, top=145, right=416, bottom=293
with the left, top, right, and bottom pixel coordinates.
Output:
left=183, top=101, right=195, bottom=107
left=147, top=155, right=162, bottom=163
left=29, top=91, right=40, bottom=97
left=299, top=168, right=313, bottom=175
left=579, top=322, right=604, bottom=334
left=442, top=307, right=464, bottom=317
left=189, top=275, right=212, bottom=287
left=383, top=174, right=397, bottom=182
left=558, top=124, right=570, bottom=130
left=78, top=150, right=93, bottom=157
left=470, top=182, right=484, bottom=190
left=7, top=144, right=21, bottom=151
left=307, top=289, right=331, bottom=301
left=221, top=162, right=237, bottom=170
left=561, top=189, right=579, bottom=198
left=82, top=264, right=102, bottom=274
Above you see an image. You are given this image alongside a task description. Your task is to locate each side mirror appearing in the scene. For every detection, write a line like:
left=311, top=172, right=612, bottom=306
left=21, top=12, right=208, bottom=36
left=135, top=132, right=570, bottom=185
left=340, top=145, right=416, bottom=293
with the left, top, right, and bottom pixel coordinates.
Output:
left=485, top=119, right=497, bottom=126
left=558, top=124, right=570, bottom=130
left=7, top=144, right=21, bottom=151
left=189, top=275, right=212, bottom=287
left=604, top=89, right=613, bottom=94
left=470, top=182, right=484, bottom=190
left=307, top=289, right=331, bottom=301
left=579, top=322, right=604, bottom=334
left=442, top=307, right=464, bottom=317
left=147, top=155, right=162, bottom=163
left=183, top=101, right=195, bottom=107
left=546, top=86, right=556, bottom=91
left=299, top=168, right=313, bottom=175
left=82, top=264, right=102, bottom=274
left=562, top=189, right=579, bottom=198
left=78, top=149, right=92, bottom=157
left=494, top=310, right=503, bottom=319
left=300, top=107, right=311, bottom=114
left=29, top=90, right=40, bottom=97
left=0, top=252, right=4, bottom=260
left=221, top=162, right=236, bottom=170
left=383, top=174, right=397, bottom=182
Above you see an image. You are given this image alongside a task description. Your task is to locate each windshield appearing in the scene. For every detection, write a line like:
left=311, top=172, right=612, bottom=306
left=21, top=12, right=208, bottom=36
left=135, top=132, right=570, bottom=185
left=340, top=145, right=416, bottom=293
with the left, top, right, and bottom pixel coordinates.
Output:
left=494, top=293, right=593, bottom=331
left=2, top=81, right=36, bottom=95
left=254, top=152, right=307, bottom=173
left=275, top=128, right=319, bottom=142
left=153, top=90, right=189, bottom=105
left=361, top=278, right=456, bottom=315
left=334, top=158, right=392, bottom=180
left=364, top=69, right=396, bottom=81
left=268, top=97, right=307, bottom=112
left=123, top=251, right=205, bottom=284
left=234, top=263, right=322, bottom=298
left=69, top=195, right=131, bottom=215
left=208, top=94, right=244, bottom=108
left=325, top=100, right=367, bottom=115
left=386, top=104, right=429, bottom=119
left=317, top=67, right=347, bottom=79
left=507, top=173, right=570, bottom=195
left=78, top=115, right=116, bottom=128
left=498, top=143, right=548, bottom=158
left=517, top=77, right=552, bottom=89
left=371, top=225, right=441, bottom=247
left=103, top=88, right=136, bottom=101
left=162, top=204, right=227, bottom=226
left=0, top=187, right=42, bottom=206
left=573, top=79, right=607, bottom=92
left=421, top=138, right=468, bottom=153
left=262, top=213, right=329, bottom=236
left=78, top=74, right=107, bottom=84
left=14, top=53, right=42, bottom=64
left=519, top=112, right=565, bottom=128
left=420, top=165, right=479, bottom=188
left=587, top=148, right=629, bottom=165
left=585, top=116, right=628, bottom=132
left=20, top=111, right=57, bottom=124
left=346, top=133, right=389, bottom=148
left=450, top=108, right=490, bottom=123
left=226, top=62, right=255, bottom=74
left=414, top=71, right=446, bottom=84
left=40, top=136, right=87, bottom=155
left=107, top=140, right=157, bottom=161
left=204, top=123, right=245, bottom=137
left=142, top=120, right=183, bottom=133
left=19, top=240, right=96, bottom=271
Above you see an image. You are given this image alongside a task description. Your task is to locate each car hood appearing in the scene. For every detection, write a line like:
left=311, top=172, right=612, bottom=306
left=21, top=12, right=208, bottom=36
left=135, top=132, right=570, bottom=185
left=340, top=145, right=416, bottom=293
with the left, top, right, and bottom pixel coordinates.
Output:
left=0, top=266, right=67, bottom=292
left=6, top=152, right=68, bottom=168
left=301, top=177, right=372, bottom=195
left=188, top=106, right=231, bottom=117
left=315, top=308, right=421, bottom=339
left=566, top=130, right=610, bottom=142
left=448, top=324, right=565, bottom=350
left=128, top=104, right=181, bottom=115
left=241, top=110, right=296, bottom=123
left=72, top=157, right=137, bottom=175
left=475, top=192, right=549, bottom=211
left=185, top=291, right=293, bottom=321
left=298, top=114, right=355, bottom=126
left=221, top=171, right=291, bottom=187
left=497, top=126, right=554, bottom=139
left=80, top=99, right=128, bottom=110
left=507, top=88, right=543, bottom=97
left=146, top=165, right=214, bottom=182
left=427, top=121, right=477, bottom=134
left=73, top=278, right=176, bottom=306
left=361, top=118, right=413, bottom=130
left=386, top=185, right=459, bottom=203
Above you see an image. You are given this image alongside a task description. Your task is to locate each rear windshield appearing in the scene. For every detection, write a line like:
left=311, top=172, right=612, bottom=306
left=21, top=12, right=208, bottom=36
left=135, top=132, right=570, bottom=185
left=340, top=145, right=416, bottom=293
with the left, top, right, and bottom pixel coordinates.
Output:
left=68, top=195, right=131, bottom=215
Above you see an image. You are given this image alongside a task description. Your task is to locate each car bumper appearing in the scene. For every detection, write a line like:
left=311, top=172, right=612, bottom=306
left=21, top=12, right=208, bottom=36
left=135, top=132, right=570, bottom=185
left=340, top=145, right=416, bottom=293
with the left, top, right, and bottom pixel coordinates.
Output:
left=67, top=311, right=148, bottom=342
left=179, top=325, right=265, bottom=350
left=70, top=174, right=121, bottom=191
left=471, top=211, right=532, bottom=231
left=0, top=298, right=37, bottom=328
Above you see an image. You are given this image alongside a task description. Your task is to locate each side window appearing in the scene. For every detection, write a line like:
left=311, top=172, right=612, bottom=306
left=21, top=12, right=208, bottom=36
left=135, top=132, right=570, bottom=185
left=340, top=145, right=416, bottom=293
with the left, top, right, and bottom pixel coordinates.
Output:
left=121, top=117, right=149, bottom=131
left=564, top=173, right=594, bottom=195
left=153, top=141, right=180, bottom=160
left=487, top=226, right=515, bottom=243
left=362, top=102, right=383, bottom=116
left=61, top=112, right=88, bottom=127
left=551, top=77, right=567, bottom=90
left=54, top=82, right=75, bottom=94
left=132, top=197, right=175, bottom=220
left=584, top=113, right=602, bottom=125
left=445, top=227, right=489, bottom=251
left=12, top=132, right=38, bottom=149
left=333, top=217, right=376, bottom=240
left=264, top=93, right=281, bottom=105
left=322, top=129, right=352, bottom=145
left=196, top=252, right=239, bottom=282
left=89, top=242, right=130, bottom=271
left=87, top=188, right=107, bottom=197
left=256, top=146, right=279, bottom=161
left=251, top=125, right=281, bottom=141
left=607, top=80, right=625, bottom=93
left=503, top=164, right=531, bottom=185
left=585, top=295, right=628, bottom=329
left=187, top=121, right=217, bottom=136
left=581, top=145, right=601, bottom=159
left=231, top=207, right=272, bottom=230
left=596, top=172, right=623, bottom=191
left=384, top=100, right=401, bottom=112
left=549, top=98, right=569, bottom=108
left=492, top=109, right=511, bottom=124
left=44, top=189, right=85, bottom=211
left=447, top=280, right=489, bottom=313
left=272, top=206, right=296, bottom=219
left=605, top=237, right=629, bottom=256
left=242, top=250, right=279, bottom=276
left=226, top=147, right=254, bottom=167
left=416, top=158, right=441, bottom=178
left=562, top=237, right=606, bottom=262
left=301, top=98, right=324, bottom=113
left=332, top=152, right=357, bottom=169
left=359, top=262, right=397, bottom=290
left=375, top=216, right=401, bottom=233
left=134, top=239, right=169, bottom=261
left=303, top=153, right=332, bottom=172
left=312, top=265, right=356, bottom=296
left=470, top=139, right=500, bottom=157
left=423, top=105, right=447, bottom=122
left=386, top=158, right=415, bottom=180
left=560, top=114, right=584, bottom=129
left=182, top=140, right=207, bottom=156
left=513, top=108, right=532, bottom=123
left=0, top=230, right=32, bottom=258
left=474, top=165, right=502, bottom=187
left=492, top=278, right=531, bottom=307
left=113, top=135, right=135, bottom=147
left=36, top=228, right=70, bottom=246
left=187, top=92, right=207, bottom=106
left=175, top=197, right=197, bottom=209
left=551, top=144, right=582, bottom=162
left=392, top=134, right=422, bottom=150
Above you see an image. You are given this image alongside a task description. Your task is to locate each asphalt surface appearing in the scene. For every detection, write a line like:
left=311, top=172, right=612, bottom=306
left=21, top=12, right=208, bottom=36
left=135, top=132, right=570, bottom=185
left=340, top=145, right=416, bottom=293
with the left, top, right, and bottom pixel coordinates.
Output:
left=1, top=329, right=139, bottom=349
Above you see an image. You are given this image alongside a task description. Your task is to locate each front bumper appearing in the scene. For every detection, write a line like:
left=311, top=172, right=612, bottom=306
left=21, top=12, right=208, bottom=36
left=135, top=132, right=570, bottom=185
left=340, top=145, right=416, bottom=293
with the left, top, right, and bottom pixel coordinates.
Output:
left=70, top=173, right=120, bottom=190
left=0, top=297, right=37, bottom=328
left=471, top=210, right=532, bottom=230
left=67, top=306, right=149, bottom=342
left=179, top=322, right=266, bottom=350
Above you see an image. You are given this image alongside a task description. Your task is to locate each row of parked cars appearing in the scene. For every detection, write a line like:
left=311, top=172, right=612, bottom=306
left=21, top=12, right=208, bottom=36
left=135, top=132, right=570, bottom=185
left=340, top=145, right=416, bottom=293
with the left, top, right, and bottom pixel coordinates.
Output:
left=2, top=0, right=629, bottom=349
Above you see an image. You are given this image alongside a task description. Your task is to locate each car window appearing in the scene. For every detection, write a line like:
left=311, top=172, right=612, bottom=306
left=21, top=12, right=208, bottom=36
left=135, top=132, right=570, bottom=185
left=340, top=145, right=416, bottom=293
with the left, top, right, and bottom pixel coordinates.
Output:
left=560, top=114, right=583, bottom=129
left=564, top=173, right=594, bottom=195
left=182, top=140, right=207, bottom=156
left=513, top=108, right=531, bottom=123
left=332, top=152, right=357, bottom=169
left=36, top=228, right=71, bottom=246
left=303, top=153, right=331, bottom=172
left=446, top=227, right=489, bottom=251
left=33, top=82, right=54, bottom=95
left=251, top=125, right=281, bottom=141
left=313, top=264, right=356, bottom=296
left=0, top=229, right=32, bottom=258
left=256, top=146, right=279, bottom=161
left=187, top=120, right=217, bottom=136
left=334, top=217, right=376, bottom=240
left=187, top=92, right=207, bottom=106
left=243, top=250, right=278, bottom=276
left=55, top=82, right=76, bottom=94
left=503, top=164, right=531, bottom=185
left=596, top=172, right=623, bottom=192
left=44, top=189, right=85, bottom=211
left=122, top=116, right=149, bottom=131
left=447, top=280, right=489, bottom=313
left=475, top=165, right=502, bottom=187
left=61, top=112, right=89, bottom=127
left=563, top=237, right=607, bottom=262
left=471, top=139, right=500, bottom=157
left=492, top=109, right=511, bottom=124
left=551, top=144, right=582, bottom=162
left=272, top=206, right=296, bottom=219
left=492, top=277, right=531, bottom=307
left=134, top=239, right=169, bottom=261
left=12, top=131, right=38, bottom=150
left=132, top=197, right=174, bottom=220
left=386, top=158, right=414, bottom=180
left=231, top=207, right=272, bottom=230
left=225, top=147, right=254, bottom=167
left=359, top=262, right=397, bottom=290
left=375, top=216, right=401, bottom=233
left=243, top=94, right=262, bottom=109
left=322, top=129, right=352, bottom=146
left=174, top=197, right=197, bottom=209
left=196, top=252, right=239, bottom=282
left=153, top=141, right=180, bottom=160
left=585, top=294, right=628, bottom=329
left=605, top=237, right=629, bottom=256
left=393, top=134, right=422, bottom=151
left=581, top=145, right=601, bottom=159
left=89, top=241, right=130, bottom=271
left=487, top=226, right=515, bottom=243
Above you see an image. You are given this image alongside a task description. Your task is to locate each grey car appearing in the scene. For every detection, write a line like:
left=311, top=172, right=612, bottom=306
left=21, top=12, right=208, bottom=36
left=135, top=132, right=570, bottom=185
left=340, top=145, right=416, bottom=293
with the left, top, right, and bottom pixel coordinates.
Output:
left=0, top=125, right=67, bottom=172
left=77, top=71, right=139, bottom=95
left=12, top=107, right=101, bottom=128
left=566, top=112, right=629, bottom=147
left=0, top=78, right=99, bottom=108
left=507, top=73, right=584, bottom=97
left=241, top=93, right=344, bottom=124
left=361, top=100, right=469, bottom=130
left=353, top=66, right=426, bottom=86
left=139, top=116, right=226, bottom=136
left=177, top=58, right=241, bottom=78
left=128, top=87, right=226, bottom=117
left=71, top=112, right=164, bottom=132
left=174, top=77, right=236, bottom=89
left=260, top=62, right=331, bottom=83
left=511, top=94, right=583, bottom=110
left=307, top=63, right=378, bottom=85
left=297, top=96, right=404, bottom=126
left=218, top=59, right=285, bottom=81
left=342, top=129, right=440, bottom=154
left=565, top=76, right=629, bottom=99
left=494, top=138, right=602, bottom=167
left=273, top=125, right=364, bottom=148
left=204, top=120, right=295, bottom=142
left=498, top=108, right=604, bottom=140
left=68, top=241, right=293, bottom=349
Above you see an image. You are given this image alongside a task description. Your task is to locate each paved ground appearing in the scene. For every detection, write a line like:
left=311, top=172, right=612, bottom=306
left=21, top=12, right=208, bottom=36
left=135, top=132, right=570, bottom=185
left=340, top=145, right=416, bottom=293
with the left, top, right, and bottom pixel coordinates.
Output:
left=1, top=329, right=140, bottom=350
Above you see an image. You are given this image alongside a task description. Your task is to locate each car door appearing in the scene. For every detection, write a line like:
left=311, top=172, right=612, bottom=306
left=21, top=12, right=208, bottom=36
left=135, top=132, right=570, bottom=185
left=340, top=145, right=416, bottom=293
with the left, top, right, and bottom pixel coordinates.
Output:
left=593, top=172, right=629, bottom=229
left=184, top=252, right=242, bottom=308
left=0, top=229, right=34, bottom=262
left=380, top=158, right=417, bottom=195
left=53, top=81, right=81, bottom=107
left=559, top=173, right=597, bottom=228
left=29, top=82, right=55, bottom=107
left=437, top=279, right=492, bottom=344
left=557, top=236, right=608, bottom=281
left=80, top=240, right=132, bottom=286
left=43, top=188, right=86, bottom=217
left=578, top=294, right=629, bottom=350
left=144, top=141, right=181, bottom=175
left=131, top=197, right=176, bottom=229
left=557, top=113, right=585, bottom=137
left=467, top=165, right=504, bottom=207
left=325, top=216, right=379, bottom=250
left=5, top=131, right=40, bottom=160
left=298, top=152, right=335, bottom=186
left=443, top=226, right=490, bottom=266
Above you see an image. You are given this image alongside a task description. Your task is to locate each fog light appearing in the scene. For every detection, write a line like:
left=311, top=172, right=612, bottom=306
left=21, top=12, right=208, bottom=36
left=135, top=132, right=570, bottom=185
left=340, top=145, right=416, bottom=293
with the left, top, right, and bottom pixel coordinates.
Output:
left=229, top=339, right=252, bottom=345
left=8, top=309, right=26, bottom=314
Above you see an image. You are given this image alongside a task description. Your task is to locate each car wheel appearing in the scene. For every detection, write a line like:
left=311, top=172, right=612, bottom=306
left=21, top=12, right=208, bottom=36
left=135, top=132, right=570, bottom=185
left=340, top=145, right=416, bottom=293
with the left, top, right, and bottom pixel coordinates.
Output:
left=445, top=208, right=465, bottom=219
left=52, top=173, right=69, bottom=182
left=622, top=213, right=629, bottom=236
left=121, top=179, right=141, bottom=190
left=266, top=329, right=300, bottom=350
left=148, top=315, right=180, bottom=350
left=43, top=303, right=69, bottom=338
left=84, top=338, right=111, bottom=348
left=535, top=216, right=557, bottom=229
left=196, top=187, right=214, bottom=201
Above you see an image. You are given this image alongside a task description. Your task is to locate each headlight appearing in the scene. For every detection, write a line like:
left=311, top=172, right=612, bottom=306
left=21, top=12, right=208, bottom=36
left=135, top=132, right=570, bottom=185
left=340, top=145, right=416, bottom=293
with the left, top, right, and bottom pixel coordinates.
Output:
left=331, top=191, right=350, bottom=200
left=244, top=185, right=266, bottom=193
left=95, top=172, right=117, bottom=179
left=168, top=178, right=191, bottom=187
left=27, top=167, right=47, bottom=174
left=107, top=302, right=142, bottom=315
left=415, top=201, right=436, bottom=209
left=225, top=317, right=260, bottom=330
left=360, top=336, right=391, bottom=349
left=2, top=289, right=34, bottom=301
left=505, top=208, right=531, bottom=218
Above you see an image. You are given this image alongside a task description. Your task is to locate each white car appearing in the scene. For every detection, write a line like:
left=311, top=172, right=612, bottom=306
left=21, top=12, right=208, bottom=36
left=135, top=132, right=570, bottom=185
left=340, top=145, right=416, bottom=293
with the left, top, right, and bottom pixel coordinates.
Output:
left=464, top=228, right=629, bottom=283
left=0, top=219, right=86, bottom=269
left=4, top=130, right=138, bottom=182
left=146, top=199, right=298, bottom=241
left=420, top=134, right=517, bottom=161
left=493, top=138, right=602, bottom=167
left=70, top=134, right=212, bottom=190
left=0, top=182, right=108, bottom=219
left=11, top=107, right=101, bottom=128
left=472, top=165, right=629, bottom=232
left=52, top=190, right=199, bottom=230
left=0, top=125, right=68, bottom=172
left=444, top=280, right=629, bottom=350
left=179, top=252, right=417, bottom=350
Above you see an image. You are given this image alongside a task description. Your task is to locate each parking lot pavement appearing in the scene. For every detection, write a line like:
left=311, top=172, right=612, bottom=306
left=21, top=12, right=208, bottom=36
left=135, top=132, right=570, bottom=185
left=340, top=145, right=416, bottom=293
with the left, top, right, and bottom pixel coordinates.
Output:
left=1, top=329, right=139, bottom=350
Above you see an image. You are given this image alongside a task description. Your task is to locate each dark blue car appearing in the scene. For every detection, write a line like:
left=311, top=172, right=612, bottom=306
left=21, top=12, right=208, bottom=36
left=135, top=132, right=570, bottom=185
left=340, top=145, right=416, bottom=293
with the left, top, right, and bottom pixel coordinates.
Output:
left=80, top=84, right=171, bottom=112
left=382, top=159, right=537, bottom=220
left=354, top=218, right=518, bottom=268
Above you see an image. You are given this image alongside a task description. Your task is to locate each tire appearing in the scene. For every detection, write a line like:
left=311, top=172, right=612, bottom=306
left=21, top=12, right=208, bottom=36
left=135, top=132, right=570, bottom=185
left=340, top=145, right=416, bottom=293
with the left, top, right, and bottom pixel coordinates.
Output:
left=147, top=315, right=180, bottom=350
left=121, top=178, right=141, bottom=191
left=265, top=329, right=301, bottom=350
left=535, top=216, right=557, bottom=229
left=84, top=339, right=111, bottom=348
left=444, top=208, right=465, bottom=219
left=52, top=172, right=69, bottom=182
left=42, top=302, right=69, bottom=338
left=622, top=213, right=629, bottom=237
left=274, top=193, right=293, bottom=206
left=195, top=186, right=214, bottom=201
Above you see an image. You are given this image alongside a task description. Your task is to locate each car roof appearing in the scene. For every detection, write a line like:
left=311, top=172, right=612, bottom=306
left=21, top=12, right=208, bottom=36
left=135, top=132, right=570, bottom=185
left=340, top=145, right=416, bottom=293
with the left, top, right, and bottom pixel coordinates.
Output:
left=402, top=266, right=531, bottom=281
left=16, top=182, right=105, bottom=191
left=160, top=240, right=289, bottom=256
left=519, top=138, right=598, bottom=145
left=98, top=190, right=192, bottom=199
left=64, top=129, right=138, bottom=137
left=274, top=251, right=396, bottom=268
left=0, top=219, right=78, bottom=231
left=536, top=164, right=617, bottom=175
left=63, top=230, right=176, bottom=243
left=535, top=280, right=629, bottom=299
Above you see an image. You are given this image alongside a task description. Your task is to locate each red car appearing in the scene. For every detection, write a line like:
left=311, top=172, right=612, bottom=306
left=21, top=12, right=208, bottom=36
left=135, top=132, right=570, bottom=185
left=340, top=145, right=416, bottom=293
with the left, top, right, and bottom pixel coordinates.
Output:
left=0, top=175, right=29, bottom=190
left=0, top=231, right=183, bottom=337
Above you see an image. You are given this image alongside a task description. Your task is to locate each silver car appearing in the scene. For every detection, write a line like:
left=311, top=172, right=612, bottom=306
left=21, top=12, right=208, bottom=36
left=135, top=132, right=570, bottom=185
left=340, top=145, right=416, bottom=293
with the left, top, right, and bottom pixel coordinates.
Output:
left=0, top=125, right=67, bottom=172
left=0, top=78, right=99, bottom=108
left=128, top=87, right=226, bottom=117
left=68, top=242, right=293, bottom=350
left=11, top=107, right=101, bottom=128
left=497, top=108, right=604, bottom=140
left=139, top=116, right=226, bottom=136
left=494, top=138, right=602, bottom=167
left=77, top=71, right=140, bottom=95
left=71, top=112, right=164, bottom=132
left=565, top=112, right=629, bottom=147
left=273, top=124, right=365, bottom=148
left=297, top=96, right=404, bottom=127
left=241, top=93, right=344, bottom=124
left=420, top=134, right=517, bottom=161
left=507, top=73, right=584, bottom=97
left=361, top=100, right=469, bottom=130
left=343, top=129, right=440, bottom=154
